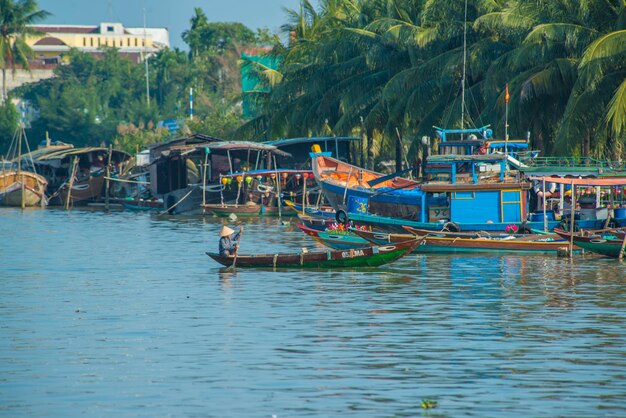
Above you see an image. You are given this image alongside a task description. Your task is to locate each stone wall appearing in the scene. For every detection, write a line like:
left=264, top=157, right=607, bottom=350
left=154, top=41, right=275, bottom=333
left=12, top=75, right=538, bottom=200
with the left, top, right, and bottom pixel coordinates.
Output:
left=0, top=68, right=55, bottom=94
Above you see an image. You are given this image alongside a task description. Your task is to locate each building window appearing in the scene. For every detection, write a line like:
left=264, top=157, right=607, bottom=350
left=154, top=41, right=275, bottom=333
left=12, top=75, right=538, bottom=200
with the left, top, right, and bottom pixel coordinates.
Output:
left=134, top=38, right=138, bottom=47
left=90, top=38, right=93, bottom=47
left=107, top=26, right=114, bottom=32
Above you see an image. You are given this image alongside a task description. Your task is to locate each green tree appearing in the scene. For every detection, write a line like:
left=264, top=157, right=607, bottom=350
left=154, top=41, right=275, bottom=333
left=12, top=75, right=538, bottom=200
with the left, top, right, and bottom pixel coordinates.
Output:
left=0, top=101, right=18, bottom=154
left=0, top=0, right=49, bottom=103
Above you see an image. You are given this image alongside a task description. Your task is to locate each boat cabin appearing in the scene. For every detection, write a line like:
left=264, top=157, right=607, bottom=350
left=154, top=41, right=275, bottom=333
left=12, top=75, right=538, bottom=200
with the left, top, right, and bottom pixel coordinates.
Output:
left=265, top=136, right=361, bottom=169
left=420, top=154, right=529, bottom=225
left=433, top=125, right=529, bottom=159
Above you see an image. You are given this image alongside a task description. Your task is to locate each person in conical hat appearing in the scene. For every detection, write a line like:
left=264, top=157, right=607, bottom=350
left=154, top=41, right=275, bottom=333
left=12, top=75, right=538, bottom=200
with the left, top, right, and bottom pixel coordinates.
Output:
left=219, top=225, right=243, bottom=256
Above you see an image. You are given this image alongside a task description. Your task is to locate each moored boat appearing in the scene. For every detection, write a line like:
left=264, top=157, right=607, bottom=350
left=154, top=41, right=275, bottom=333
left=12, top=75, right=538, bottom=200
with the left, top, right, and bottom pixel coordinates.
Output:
left=206, top=239, right=419, bottom=268
left=0, top=170, right=48, bottom=207
left=298, top=223, right=372, bottom=250
left=553, top=228, right=626, bottom=258
left=403, top=225, right=577, bottom=254
left=204, top=203, right=296, bottom=217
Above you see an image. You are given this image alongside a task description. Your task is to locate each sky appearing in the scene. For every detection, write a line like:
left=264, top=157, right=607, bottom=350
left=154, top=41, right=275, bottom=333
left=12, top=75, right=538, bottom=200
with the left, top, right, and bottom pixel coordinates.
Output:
left=36, top=0, right=312, bottom=50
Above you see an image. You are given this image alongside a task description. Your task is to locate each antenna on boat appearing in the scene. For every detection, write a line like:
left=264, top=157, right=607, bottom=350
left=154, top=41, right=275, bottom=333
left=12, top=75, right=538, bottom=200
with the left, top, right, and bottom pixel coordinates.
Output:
left=460, top=0, right=468, bottom=139
left=143, top=3, right=150, bottom=108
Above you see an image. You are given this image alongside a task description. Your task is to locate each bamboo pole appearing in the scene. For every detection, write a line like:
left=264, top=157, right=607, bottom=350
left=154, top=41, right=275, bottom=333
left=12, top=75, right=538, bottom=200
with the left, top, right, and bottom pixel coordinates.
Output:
left=302, top=172, right=307, bottom=213
left=569, top=180, right=576, bottom=258
left=65, top=157, right=79, bottom=210
left=543, top=177, right=547, bottom=232
left=105, top=145, right=113, bottom=211
left=273, top=155, right=282, bottom=218
left=18, top=128, right=24, bottom=209
left=619, top=233, right=626, bottom=260
left=21, top=173, right=25, bottom=209
left=202, top=149, right=209, bottom=212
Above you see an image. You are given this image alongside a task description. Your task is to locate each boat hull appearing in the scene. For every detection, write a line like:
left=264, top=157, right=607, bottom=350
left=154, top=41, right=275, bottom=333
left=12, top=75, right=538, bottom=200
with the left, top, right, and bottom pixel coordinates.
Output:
left=204, top=203, right=296, bottom=217
left=206, top=239, right=419, bottom=268
left=554, top=229, right=624, bottom=258
left=55, top=175, right=105, bottom=206
left=298, top=224, right=372, bottom=250
left=0, top=171, right=47, bottom=207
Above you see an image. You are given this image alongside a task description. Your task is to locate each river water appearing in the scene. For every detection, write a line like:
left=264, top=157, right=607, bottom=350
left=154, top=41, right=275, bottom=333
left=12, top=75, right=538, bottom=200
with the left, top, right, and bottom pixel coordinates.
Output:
left=1, top=208, right=625, bottom=417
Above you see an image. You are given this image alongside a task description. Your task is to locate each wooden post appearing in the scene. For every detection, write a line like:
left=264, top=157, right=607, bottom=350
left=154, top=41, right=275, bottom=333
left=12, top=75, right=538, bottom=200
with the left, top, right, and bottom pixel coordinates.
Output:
left=568, top=181, right=576, bottom=258
left=21, top=173, right=25, bottom=209
left=542, top=177, right=547, bottom=232
left=273, top=155, right=282, bottom=218
left=202, top=148, right=209, bottom=212
left=105, top=144, right=113, bottom=211
left=302, top=172, right=307, bottom=213
left=65, top=157, right=78, bottom=210
left=619, top=233, right=626, bottom=260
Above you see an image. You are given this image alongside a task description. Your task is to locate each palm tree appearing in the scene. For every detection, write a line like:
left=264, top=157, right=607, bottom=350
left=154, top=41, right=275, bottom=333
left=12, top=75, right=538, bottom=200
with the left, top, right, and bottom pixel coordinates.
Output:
left=0, top=0, right=50, bottom=104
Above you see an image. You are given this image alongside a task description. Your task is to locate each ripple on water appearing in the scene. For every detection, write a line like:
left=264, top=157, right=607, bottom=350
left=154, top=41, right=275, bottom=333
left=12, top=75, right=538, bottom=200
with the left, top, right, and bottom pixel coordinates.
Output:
left=1, top=208, right=626, bottom=417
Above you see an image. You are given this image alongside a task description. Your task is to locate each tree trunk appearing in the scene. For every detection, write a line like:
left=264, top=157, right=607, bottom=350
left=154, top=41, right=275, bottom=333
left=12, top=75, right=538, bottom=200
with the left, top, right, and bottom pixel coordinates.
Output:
left=366, top=128, right=374, bottom=170
left=395, top=129, right=403, bottom=172
left=1, top=68, right=6, bottom=105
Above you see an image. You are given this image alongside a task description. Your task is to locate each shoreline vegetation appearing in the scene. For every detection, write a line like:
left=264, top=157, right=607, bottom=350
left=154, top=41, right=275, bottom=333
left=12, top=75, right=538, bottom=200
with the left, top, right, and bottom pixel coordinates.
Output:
left=1, top=0, right=626, bottom=168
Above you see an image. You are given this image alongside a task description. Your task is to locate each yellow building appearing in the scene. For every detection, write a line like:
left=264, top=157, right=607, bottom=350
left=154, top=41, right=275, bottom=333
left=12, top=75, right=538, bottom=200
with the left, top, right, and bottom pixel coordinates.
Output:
left=27, top=22, right=170, bottom=64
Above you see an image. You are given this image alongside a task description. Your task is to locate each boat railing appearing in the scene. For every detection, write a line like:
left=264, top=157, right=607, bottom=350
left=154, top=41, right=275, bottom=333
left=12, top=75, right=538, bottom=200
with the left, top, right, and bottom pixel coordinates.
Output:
left=519, top=156, right=626, bottom=171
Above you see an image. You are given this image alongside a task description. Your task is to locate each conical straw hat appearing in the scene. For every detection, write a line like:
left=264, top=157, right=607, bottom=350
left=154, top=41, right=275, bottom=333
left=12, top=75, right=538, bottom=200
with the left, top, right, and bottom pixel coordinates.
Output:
left=220, top=226, right=235, bottom=237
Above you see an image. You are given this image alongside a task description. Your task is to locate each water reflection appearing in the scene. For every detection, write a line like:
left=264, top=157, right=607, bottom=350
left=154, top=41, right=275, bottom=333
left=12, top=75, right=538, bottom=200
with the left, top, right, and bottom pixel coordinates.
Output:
left=1, top=208, right=625, bottom=417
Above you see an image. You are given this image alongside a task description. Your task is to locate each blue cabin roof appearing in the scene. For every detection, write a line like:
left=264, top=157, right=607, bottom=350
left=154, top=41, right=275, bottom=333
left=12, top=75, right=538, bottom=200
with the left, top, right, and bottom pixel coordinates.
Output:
left=264, top=136, right=361, bottom=147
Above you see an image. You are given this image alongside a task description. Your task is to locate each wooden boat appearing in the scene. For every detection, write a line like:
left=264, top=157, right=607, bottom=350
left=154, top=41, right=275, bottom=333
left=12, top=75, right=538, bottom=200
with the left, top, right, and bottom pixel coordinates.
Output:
left=312, top=153, right=422, bottom=220
left=0, top=126, right=48, bottom=207
left=206, top=239, right=420, bottom=268
left=120, top=197, right=163, bottom=211
left=57, top=173, right=105, bottom=206
left=402, top=225, right=577, bottom=254
left=553, top=228, right=625, bottom=258
left=298, top=223, right=372, bottom=250
left=284, top=199, right=336, bottom=218
left=350, top=228, right=415, bottom=245
left=29, top=146, right=132, bottom=206
left=203, top=203, right=296, bottom=217
left=0, top=170, right=48, bottom=207
left=297, top=214, right=339, bottom=231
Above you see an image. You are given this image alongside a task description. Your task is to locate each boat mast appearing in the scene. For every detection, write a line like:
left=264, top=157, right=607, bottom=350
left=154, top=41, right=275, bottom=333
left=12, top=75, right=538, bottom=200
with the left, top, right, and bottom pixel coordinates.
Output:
left=460, top=0, right=468, bottom=139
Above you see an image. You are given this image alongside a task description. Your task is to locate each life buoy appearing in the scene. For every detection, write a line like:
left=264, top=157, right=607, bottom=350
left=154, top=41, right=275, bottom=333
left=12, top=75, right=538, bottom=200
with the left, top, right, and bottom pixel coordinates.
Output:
left=442, top=221, right=460, bottom=232
left=257, top=184, right=274, bottom=193
left=476, top=145, right=488, bottom=155
left=336, top=209, right=349, bottom=224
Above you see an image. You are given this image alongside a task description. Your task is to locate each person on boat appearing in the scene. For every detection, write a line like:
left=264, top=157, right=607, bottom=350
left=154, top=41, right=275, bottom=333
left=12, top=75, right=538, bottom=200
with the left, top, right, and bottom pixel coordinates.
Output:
left=219, top=225, right=243, bottom=256
left=530, top=180, right=557, bottom=211
left=563, top=190, right=572, bottom=211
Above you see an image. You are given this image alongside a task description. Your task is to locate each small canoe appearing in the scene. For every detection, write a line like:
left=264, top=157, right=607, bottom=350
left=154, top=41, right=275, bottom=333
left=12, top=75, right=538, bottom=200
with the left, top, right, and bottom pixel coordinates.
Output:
left=553, top=228, right=625, bottom=258
left=121, top=198, right=163, bottom=211
left=350, top=228, right=415, bottom=245
left=403, top=225, right=577, bottom=254
left=298, top=224, right=372, bottom=250
left=206, top=239, right=420, bottom=268
left=284, top=199, right=336, bottom=218
left=203, top=203, right=296, bottom=217
left=297, top=214, right=337, bottom=231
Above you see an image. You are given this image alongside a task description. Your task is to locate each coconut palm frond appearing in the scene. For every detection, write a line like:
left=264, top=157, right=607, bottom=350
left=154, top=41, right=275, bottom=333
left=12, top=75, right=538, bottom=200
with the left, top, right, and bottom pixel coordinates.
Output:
left=580, top=29, right=626, bottom=66
left=607, top=78, right=626, bottom=136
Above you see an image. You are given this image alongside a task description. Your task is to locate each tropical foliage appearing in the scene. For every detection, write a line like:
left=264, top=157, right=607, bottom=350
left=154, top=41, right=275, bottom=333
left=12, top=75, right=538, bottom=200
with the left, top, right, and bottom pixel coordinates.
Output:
left=0, top=0, right=49, bottom=103
left=248, top=0, right=626, bottom=162
left=2, top=0, right=625, bottom=162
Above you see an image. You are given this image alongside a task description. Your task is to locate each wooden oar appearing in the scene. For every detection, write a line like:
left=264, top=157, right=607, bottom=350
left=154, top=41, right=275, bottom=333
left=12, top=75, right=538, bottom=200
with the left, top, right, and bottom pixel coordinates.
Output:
left=367, top=164, right=421, bottom=187
left=231, top=229, right=244, bottom=269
